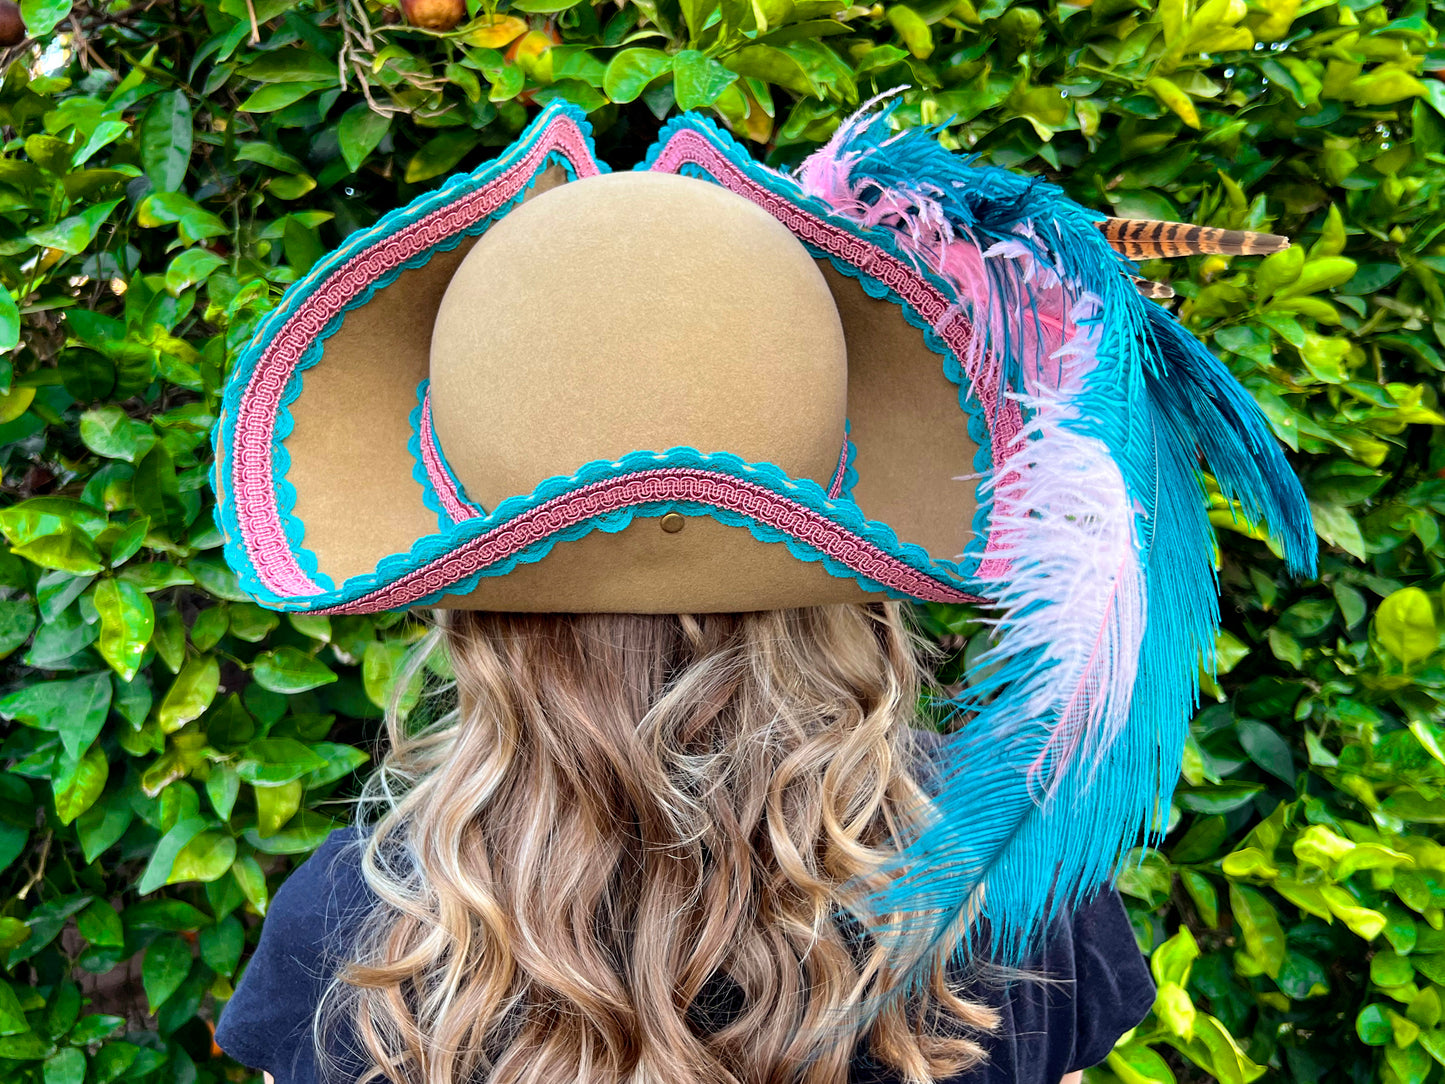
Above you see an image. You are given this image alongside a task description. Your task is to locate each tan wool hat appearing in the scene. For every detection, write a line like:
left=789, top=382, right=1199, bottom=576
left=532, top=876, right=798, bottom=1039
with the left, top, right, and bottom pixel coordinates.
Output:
left=211, top=97, right=1316, bottom=965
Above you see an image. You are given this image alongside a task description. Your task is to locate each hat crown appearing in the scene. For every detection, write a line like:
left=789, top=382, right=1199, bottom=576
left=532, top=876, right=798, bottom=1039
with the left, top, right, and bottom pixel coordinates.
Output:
left=428, top=171, right=849, bottom=510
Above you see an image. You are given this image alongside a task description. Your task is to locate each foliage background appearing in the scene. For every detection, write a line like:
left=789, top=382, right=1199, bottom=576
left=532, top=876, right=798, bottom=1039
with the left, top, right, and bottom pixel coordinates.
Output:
left=0, top=0, right=1441, bottom=1080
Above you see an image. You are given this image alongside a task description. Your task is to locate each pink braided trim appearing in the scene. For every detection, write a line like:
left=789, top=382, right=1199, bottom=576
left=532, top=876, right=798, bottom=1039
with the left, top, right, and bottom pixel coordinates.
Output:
left=425, top=379, right=846, bottom=516
left=232, top=114, right=601, bottom=598
left=420, top=391, right=483, bottom=523
left=827, top=432, right=849, bottom=500
left=311, top=468, right=984, bottom=615
left=647, top=130, right=1019, bottom=580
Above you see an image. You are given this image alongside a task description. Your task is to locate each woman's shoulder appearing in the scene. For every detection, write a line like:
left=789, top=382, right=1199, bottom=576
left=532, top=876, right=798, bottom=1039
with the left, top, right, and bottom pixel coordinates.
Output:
left=253, top=825, right=376, bottom=958
left=950, top=890, right=1155, bottom=1084
left=213, top=826, right=375, bottom=1082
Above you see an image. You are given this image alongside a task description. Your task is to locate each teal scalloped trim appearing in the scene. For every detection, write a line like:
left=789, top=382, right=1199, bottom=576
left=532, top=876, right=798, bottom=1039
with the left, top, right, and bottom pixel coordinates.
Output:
left=636, top=113, right=997, bottom=571
left=406, top=381, right=439, bottom=526
left=296, top=445, right=975, bottom=613
left=337, top=500, right=927, bottom=614
left=836, top=417, right=858, bottom=500
left=213, top=101, right=602, bottom=607
left=407, top=379, right=486, bottom=529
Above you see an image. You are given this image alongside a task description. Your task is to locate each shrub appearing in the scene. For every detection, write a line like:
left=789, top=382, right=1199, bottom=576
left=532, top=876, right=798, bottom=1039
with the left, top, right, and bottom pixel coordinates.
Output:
left=0, top=0, right=1440, bottom=1082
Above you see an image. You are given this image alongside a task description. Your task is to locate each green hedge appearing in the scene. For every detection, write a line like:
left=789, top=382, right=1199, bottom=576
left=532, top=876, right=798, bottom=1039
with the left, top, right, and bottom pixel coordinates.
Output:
left=0, top=0, right=1441, bottom=1081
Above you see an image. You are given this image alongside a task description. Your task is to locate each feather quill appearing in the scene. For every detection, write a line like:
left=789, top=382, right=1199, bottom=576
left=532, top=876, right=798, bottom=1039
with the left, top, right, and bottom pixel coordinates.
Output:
left=1099, top=218, right=1291, bottom=259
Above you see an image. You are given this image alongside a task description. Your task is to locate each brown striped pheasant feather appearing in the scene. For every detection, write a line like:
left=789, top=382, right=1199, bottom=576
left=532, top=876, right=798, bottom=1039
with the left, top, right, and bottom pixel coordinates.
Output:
left=1132, top=277, right=1175, bottom=300
left=1099, top=218, right=1290, bottom=260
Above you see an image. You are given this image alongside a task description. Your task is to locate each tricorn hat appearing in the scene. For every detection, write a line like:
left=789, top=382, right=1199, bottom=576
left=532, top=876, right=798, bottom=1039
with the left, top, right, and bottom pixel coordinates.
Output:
left=212, top=98, right=1316, bottom=971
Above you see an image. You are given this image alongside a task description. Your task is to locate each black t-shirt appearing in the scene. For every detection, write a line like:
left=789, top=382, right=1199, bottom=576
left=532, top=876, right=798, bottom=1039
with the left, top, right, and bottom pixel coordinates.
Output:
left=215, top=827, right=1155, bottom=1084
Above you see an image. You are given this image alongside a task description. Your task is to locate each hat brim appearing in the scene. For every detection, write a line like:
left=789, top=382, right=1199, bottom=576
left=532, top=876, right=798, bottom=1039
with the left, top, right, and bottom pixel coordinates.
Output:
left=214, top=103, right=1015, bottom=614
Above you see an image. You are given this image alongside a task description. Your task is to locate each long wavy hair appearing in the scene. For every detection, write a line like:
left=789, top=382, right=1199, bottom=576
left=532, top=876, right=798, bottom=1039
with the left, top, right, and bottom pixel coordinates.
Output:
left=317, top=602, right=1000, bottom=1084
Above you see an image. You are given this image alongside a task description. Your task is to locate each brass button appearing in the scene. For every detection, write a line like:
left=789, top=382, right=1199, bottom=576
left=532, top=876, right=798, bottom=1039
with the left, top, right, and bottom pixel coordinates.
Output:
left=660, top=513, right=686, bottom=534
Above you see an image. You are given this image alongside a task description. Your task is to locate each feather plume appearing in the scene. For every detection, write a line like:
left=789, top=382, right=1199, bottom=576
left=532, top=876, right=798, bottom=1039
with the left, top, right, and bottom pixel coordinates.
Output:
left=1133, top=276, right=1175, bottom=299
left=791, top=101, right=1315, bottom=998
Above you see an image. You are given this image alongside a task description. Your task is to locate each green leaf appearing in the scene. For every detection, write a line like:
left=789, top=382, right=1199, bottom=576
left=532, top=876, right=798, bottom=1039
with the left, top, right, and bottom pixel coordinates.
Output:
left=236, top=737, right=327, bottom=786
left=269, top=173, right=317, bottom=200
left=139, top=90, right=192, bottom=193
left=253, top=779, right=302, bottom=837
left=0, top=979, right=27, bottom=1035
left=79, top=406, right=155, bottom=463
left=21, top=0, right=71, bottom=37
left=302, top=742, right=368, bottom=787
left=0, top=290, right=19, bottom=355
left=12, top=528, right=104, bottom=574
left=1371, top=950, right=1416, bottom=987
left=0, top=824, right=26, bottom=877
left=672, top=50, right=738, bottom=110
left=53, top=745, right=109, bottom=826
left=0, top=384, right=32, bottom=422
left=57, top=343, right=115, bottom=404
left=76, top=901, right=124, bottom=948
left=152, top=608, right=185, bottom=673
left=1276, top=256, right=1358, bottom=299
left=1107, top=1042, right=1179, bottom=1084
left=1146, top=76, right=1200, bottom=128
left=157, top=656, right=220, bottom=732
left=237, top=48, right=339, bottom=81
left=0, top=599, right=36, bottom=660
left=885, top=4, right=932, bottom=58
left=1359, top=1003, right=1394, bottom=1045
left=1311, top=501, right=1368, bottom=561
left=287, top=613, right=332, bottom=643
left=206, top=763, right=240, bottom=820
left=722, top=44, right=816, bottom=96
left=43, top=1047, right=85, bottom=1084
left=231, top=854, right=269, bottom=916
left=1375, top=588, right=1438, bottom=665
left=362, top=640, right=422, bottom=713
left=0, top=671, right=112, bottom=760
left=137, top=815, right=206, bottom=894
left=1236, top=718, right=1295, bottom=783
left=252, top=646, right=338, bottom=694
left=75, top=794, right=133, bottom=863
left=679, top=0, right=718, bottom=39
left=1256, top=244, right=1305, bottom=297
left=191, top=605, right=228, bottom=653
left=28, top=199, right=123, bottom=255
left=338, top=103, right=391, bottom=173
left=1229, top=882, right=1286, bottom=978
left=93, top=578, right=155, bottom=682
left=1321, top=884, right=1388, bottom=939
left=164, top=248, right=226, bottom=295
left=244, top=810, right=338, bottom=854
left=167, top=830, right=237, bottom=884
left=405, top=131, right=480, bottom=184
left=1151, top=927, right=1199, bottom=988
left=199, top=916, right=244, bottom=977
left=141, top=934, right=192, bottom=1013
left=122, top=898, right=208, bottom=931
left=604, top=48, right=675, bottom=103
left=238, top=81, right=331, bottom=113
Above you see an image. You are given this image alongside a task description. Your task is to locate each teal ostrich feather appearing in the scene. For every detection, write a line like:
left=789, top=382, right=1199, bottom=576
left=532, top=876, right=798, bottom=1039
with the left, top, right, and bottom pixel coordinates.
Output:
left=791, top=101, right=1316, bottom=1006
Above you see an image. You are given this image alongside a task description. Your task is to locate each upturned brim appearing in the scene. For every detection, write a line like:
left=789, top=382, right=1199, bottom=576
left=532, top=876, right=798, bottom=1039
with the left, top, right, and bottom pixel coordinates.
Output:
left=212, top=103, right=1021, bottom=614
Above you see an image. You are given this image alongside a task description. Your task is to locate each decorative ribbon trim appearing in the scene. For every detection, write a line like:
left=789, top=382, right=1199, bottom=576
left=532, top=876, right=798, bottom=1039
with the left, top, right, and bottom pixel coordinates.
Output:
left=312, top=467, right=980, bottom=615
left=409, top=380, right=486, bottom=527
left=413, top=373, right=853, bottom=528
left=222, top=103, right=603, bottom=601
